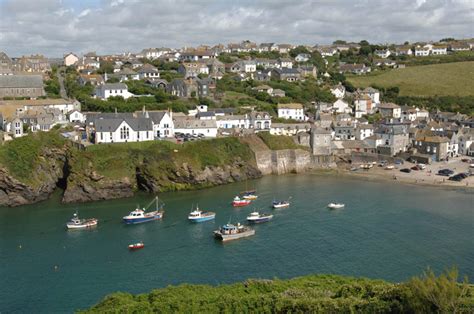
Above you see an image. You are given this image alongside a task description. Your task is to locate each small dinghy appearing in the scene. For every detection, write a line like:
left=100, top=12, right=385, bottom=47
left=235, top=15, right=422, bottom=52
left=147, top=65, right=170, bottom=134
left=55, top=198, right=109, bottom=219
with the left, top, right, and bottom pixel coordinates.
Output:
left=272, top=197, right=291, bottom=209
left=327, top=203, right=345, bottom=209
left=66, top=212, right=98, bottom=230
left=128, top=242, right=144, bottom=250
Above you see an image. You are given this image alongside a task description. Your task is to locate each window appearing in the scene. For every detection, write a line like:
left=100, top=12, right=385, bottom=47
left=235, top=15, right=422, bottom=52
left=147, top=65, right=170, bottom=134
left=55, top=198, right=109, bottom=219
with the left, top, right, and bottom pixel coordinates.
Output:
left=427, top=146, right=430, bottom=152
left=120, top=126, right=130, bottom=140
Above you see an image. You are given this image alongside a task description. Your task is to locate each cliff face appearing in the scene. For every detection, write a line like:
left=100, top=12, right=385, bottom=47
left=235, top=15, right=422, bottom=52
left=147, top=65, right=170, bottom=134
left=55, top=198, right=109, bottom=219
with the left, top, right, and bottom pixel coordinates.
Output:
left=62, top=157, right=261, bottom=204
left=0, top=147, right=67, bottom=207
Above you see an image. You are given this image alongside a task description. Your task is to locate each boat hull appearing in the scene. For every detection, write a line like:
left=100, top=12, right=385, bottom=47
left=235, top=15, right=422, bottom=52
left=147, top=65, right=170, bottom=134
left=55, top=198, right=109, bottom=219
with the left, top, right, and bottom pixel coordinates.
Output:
left=247, top=216, right=273, bottom=223
left=128, top=244, right=144, bottom=250
left=272, top=203, right=289, bottom=209
left=188, top=215, right=215, bottom=223
left=232, top=201, right=251, bottom=207
left=214, top=229, right=255, bottom=242
left=123, top=212, right=163, bottom=225
left=66, top=220, right=98, bottom=229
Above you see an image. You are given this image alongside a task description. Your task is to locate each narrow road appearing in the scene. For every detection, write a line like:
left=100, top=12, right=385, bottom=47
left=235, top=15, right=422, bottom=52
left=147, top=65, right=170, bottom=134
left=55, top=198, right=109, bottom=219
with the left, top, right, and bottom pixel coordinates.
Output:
left=57, top=66, right=68, bottom=99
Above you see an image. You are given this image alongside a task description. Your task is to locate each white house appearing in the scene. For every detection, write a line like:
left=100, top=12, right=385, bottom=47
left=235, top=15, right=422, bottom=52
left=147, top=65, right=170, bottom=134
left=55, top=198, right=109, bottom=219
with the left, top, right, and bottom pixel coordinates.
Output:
left=458, top=128, right=474, bottom=155
left=355, top=124, right=374, bottom=140
left=173, top=117, right=218, bottom=137
left=330, top=85, right=345, bottom=99
left=415, top=46, right=430, bottom=57
left=216, top=115, right=250, bottom=129
left=64, top=52, right=79, bottom=66
left=295, top=53, right=311, bottom=62
left=361, top=87, right=380, bottom=105
left=333, top=99, right=351, bottom=114
left=374, top=49, right=391, bottom=58
left=249, top=111, right=271, bottom=130
left=270, top=123, right=311, bottom=136
left=431, top=45, right=448, bottom=55
left=278, top=58, right=293, bottom=69
left=354, top=94, right=374, bottom=118
left=378, top=103, right=401, bottom=119
left=95, top=83, right=134, bottom=100
left=94, top=118, right=154, bottom=144
left=68, top=110, right=86, bottom=123
left=136, top=110, right=174, bottom=138
left=277, top=103, right=306, bottom=121
left=137, top=64, right=160, bottom=79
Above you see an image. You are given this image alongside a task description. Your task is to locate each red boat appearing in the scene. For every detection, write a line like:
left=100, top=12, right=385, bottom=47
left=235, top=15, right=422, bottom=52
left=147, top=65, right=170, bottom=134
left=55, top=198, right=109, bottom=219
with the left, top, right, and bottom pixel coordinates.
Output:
left=232, top=196, right=251, bottom=207
left=128, top=242, right=144, bottom=250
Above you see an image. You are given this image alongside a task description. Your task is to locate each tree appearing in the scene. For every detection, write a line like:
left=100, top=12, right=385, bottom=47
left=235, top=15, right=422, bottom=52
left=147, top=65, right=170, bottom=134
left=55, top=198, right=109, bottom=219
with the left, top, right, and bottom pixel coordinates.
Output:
left=289, top=45, right=310, bottom=58
left=406, top=267, right=469, bottom=314
left=333, top=40, right=347, bottom=45
left=359, top=40, right=370, bottom=46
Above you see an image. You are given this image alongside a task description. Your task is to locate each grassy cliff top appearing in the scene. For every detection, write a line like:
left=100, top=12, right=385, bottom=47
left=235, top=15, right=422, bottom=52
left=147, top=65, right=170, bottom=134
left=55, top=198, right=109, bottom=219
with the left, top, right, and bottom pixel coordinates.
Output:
left=82, top=270, right=474, bottom=313
left=72, top=137, right=255, bottom=179
left=258, top=132, right=309, bottom=151
left=0, top=131, right=66, bottom=183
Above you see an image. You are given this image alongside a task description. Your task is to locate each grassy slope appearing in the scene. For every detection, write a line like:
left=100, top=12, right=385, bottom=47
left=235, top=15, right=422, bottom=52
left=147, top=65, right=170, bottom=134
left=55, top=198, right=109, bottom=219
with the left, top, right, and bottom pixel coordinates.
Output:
left=348, top=61, right=474, bottom=97
left=82, top=273, right=474, bottom=313
left=257, top=132, right=308, bottom=151
left=0, top=131, right=66, bottom=184
left=73, top=138, right=255, bottom=180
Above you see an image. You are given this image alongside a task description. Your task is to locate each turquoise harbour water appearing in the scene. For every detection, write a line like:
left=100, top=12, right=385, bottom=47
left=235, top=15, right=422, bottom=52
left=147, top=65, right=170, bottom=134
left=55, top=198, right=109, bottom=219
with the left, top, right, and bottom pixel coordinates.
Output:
left=1, top=174, right=473, bottom=313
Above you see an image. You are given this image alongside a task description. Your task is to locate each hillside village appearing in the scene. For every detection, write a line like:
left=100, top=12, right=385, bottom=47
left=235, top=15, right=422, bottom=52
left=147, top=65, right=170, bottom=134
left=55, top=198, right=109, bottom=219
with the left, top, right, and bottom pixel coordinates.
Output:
left=0, top=38, right=473, bottom=170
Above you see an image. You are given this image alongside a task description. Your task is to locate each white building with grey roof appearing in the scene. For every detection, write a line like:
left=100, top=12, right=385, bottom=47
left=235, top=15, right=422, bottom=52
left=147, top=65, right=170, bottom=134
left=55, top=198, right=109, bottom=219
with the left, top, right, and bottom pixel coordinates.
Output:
left=94, top=117, right=153, bottom=144
left=95, top=83, right=134, bottom=100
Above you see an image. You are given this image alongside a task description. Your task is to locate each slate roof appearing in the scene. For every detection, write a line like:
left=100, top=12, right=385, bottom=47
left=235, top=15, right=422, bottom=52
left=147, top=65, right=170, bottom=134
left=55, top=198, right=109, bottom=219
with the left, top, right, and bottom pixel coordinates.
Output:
left=0, top=75, right=43, bottom=88
left=95, top=117, right=153, bottom=132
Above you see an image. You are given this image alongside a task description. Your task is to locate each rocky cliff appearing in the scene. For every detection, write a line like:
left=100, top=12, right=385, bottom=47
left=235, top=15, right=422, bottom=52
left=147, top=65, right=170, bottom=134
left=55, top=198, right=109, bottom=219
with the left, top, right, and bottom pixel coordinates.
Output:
left=0, top=146, right=67, bottom=207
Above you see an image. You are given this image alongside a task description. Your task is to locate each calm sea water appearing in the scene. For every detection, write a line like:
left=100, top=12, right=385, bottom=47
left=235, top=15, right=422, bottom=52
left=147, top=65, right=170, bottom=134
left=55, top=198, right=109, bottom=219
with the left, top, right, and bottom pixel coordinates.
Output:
left=0, top=174, right=473, bottom=313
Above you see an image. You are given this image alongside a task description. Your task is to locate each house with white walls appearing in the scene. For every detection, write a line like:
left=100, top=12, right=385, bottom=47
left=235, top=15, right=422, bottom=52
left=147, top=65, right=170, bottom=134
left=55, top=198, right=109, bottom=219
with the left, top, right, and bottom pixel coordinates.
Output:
left=277, top=103, right=307, bottom=121
left=173, top=117, right=218, bottom=137
left=95, top=83, right=134, bottom=100
left=94, top=118, right=154, bottom=144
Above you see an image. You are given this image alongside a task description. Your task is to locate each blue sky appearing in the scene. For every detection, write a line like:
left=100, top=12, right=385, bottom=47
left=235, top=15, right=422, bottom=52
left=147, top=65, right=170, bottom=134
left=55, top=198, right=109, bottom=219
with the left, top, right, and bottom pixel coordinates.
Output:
left=0, top=0, right=473, bottom=57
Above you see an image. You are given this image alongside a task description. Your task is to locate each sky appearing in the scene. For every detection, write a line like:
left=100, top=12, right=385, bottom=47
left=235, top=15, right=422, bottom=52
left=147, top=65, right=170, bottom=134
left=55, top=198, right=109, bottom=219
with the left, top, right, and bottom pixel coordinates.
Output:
left=0, top=0, right=473, bottom=57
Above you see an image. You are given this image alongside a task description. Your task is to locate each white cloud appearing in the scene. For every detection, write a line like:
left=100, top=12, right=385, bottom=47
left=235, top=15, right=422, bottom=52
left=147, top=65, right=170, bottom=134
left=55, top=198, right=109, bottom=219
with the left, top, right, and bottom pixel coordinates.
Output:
left=0, top=0, right=472, bottom=56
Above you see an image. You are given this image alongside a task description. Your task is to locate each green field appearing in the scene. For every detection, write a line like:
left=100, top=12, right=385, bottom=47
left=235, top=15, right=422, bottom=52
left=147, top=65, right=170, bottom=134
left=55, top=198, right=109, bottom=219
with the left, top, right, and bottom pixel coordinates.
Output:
left=348, top=61, right=474, bottom=97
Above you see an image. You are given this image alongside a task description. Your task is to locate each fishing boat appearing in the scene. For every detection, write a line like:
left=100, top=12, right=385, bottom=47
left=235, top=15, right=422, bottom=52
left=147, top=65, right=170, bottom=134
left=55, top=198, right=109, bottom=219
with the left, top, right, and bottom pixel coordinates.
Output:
left=188, top=205, right=216, bottom=222
left=327, top=203, right=345, bottom=209
left=272, top=197, right=291, bottom=209
left=232, top=196, right=251, bottom=207
left=128, top=242, right=144, bottom=250
left=241, top=189, right=258, bottom=200
left=123, top=196, right=164, bottom=225
left=246, top=211, right=273, bottom=223
left=66, top=212, right=98, bottom=229
left=213, top=223, right=255, bottom=242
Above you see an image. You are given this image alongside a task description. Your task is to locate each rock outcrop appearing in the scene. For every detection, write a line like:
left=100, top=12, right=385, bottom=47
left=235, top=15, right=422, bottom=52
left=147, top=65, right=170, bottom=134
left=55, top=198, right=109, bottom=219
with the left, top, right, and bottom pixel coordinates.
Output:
left=0, top=147, right=67, bottom=207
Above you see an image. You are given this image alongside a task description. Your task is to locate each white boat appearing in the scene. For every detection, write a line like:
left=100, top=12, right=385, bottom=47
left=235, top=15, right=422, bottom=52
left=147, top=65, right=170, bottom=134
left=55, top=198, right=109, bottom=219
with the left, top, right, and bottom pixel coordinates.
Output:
left=188, top=205, right=216, bottom=222
left=214, top=223, right=255, bottom=242
left=327, top=203, right=345, bottom=209
left=246, top=211, right=273, bottom=223
left=272, top=197, right=291, bottom=209
left=123, top=197, right=164, bottom=224
left=66, top=212, right=98, bottom=229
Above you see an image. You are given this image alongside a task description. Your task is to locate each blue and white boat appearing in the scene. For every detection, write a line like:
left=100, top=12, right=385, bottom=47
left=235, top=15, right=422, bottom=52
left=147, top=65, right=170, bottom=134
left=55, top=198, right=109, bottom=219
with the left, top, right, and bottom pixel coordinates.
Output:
left=188, top=205, right=216, bottom=223
left=246, top=211, right=273, bottom=223
left=123, top=197, right=164, bottom=225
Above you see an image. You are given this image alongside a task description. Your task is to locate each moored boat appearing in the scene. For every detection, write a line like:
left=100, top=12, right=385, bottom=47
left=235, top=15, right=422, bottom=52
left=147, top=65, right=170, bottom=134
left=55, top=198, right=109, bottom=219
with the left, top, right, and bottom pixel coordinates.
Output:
left=66, top=212, right=98, bottom=229
left=328, top=203, right=345, bottom=209
left=213, top=223, right=255, bottom=242
left=246, top=211, right=273, bottom=223
left=188, top=205, right=216, bottom=223
left=272, top=198, right=291, bottom=209
left=123, top=197, right=164, bottom=225
left=128, top=242, right=144, bottom=250
left=241, top=189, right=258, bottom=200
left=232, top=196, right=251, bottom=207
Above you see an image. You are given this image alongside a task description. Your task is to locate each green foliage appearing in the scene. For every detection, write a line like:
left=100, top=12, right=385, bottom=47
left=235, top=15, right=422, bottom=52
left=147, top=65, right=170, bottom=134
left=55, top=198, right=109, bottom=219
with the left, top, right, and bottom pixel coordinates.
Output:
left=405, top=267, right=471, bottom=313
left=44, top=68, right=61, bottom=98
left=0, top=131, right=66, bottom=182
left=289, top=45, right=310, bottom=58
left=82, top=271, right=474, bottom=313
left=257, top=132, right=306, bottom=151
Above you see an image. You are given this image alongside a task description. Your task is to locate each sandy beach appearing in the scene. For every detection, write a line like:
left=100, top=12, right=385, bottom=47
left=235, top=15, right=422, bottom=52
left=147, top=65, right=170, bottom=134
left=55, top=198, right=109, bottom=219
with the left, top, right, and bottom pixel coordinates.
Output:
left=334, top=156, right=474, bottom=190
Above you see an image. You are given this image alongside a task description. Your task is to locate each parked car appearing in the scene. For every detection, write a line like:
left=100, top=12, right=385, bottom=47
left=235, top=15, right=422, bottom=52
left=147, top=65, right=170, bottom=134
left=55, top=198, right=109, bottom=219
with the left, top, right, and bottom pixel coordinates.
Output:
left=411, top=165, right=421, bottom=171
left=395, top=159, right=404, bottom=165
left=400, top=168, right=411, bottom=173
left=417, top=163, right=426, bottom=170
left=449, top=173, right=469, bottom=181
left=378, top=160, right=388, bottom=167
left=437, top=169, right=454, bottom=176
